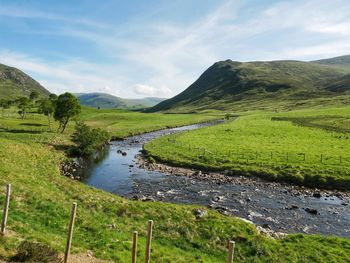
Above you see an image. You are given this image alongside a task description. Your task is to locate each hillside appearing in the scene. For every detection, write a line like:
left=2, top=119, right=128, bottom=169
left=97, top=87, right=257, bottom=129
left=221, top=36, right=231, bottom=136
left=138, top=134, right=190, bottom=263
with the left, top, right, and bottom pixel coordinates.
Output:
left=0, top=63, right=50, bottom=99
left=313, top=55, right=350, bottom=67
left=148, top=57, right=350, bottom=113
left=1, top=107, right=350, bottom=262
left=77, top=92, right=165, bottom=109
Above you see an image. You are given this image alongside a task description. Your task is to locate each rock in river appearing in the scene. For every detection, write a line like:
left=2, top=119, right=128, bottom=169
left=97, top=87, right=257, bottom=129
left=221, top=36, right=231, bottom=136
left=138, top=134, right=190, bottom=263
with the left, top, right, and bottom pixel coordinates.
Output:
left=305, top=208, right=318, bottom=215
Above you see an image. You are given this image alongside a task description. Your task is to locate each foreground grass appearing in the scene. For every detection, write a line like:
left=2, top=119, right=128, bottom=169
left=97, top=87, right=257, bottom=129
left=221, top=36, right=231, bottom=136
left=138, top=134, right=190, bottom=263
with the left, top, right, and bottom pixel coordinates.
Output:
left=0, top=107, right=350, bottom=262
left=145, top=107, right=350, bottom=189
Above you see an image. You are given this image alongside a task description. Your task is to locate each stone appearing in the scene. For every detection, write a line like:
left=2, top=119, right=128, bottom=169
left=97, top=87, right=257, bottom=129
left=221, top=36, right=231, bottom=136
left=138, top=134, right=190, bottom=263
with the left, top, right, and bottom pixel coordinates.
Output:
left=193, top=208, right=208, bottom=219
left=305, top=208, right=318, bottom=215
left=313, top=192, right=322, bottom=198
left=285, top=204, right=299, bottom=210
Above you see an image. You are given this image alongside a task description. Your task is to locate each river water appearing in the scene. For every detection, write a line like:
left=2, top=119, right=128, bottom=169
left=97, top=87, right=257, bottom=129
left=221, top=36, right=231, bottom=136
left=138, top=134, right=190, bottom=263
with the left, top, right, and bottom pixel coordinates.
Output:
left=75, top=122, right=350, bottom=237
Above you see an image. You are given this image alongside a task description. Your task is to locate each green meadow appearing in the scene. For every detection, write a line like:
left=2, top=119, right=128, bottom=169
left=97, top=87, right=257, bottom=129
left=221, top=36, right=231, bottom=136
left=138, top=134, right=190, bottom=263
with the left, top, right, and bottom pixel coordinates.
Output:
left=145, top=106, right=350, bottom=189
left=0, top=107, right=349, bottom=261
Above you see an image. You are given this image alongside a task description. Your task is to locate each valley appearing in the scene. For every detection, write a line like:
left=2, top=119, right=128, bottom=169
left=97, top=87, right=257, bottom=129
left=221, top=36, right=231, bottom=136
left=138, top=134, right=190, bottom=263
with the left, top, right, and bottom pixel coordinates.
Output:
left=1, top=56, right=350, bottom=262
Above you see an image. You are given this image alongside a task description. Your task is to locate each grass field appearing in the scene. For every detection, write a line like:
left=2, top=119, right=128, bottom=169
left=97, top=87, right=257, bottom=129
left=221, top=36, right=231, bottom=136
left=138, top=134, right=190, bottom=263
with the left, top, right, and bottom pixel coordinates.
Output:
left=1, top=107, right=350, bottom=262
left=0, top=106, right=219, bottom=139
left=145, top=106, right=350, bottom=189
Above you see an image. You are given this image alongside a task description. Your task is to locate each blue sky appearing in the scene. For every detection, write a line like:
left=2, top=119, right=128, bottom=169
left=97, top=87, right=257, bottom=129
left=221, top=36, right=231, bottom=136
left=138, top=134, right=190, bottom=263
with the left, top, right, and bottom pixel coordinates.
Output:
left=0, top=0, right=350, bottom=98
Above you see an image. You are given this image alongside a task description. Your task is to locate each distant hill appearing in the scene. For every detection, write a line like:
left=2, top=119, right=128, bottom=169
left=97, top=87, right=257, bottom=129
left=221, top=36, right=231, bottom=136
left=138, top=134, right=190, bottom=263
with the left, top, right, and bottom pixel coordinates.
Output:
left=148, top=56, right=350, bottom=113
left=0, top=63, right=50, bottom=99
left=312, top=55, right=350, bottom=67
left=76, top=92, right=166, bottom=109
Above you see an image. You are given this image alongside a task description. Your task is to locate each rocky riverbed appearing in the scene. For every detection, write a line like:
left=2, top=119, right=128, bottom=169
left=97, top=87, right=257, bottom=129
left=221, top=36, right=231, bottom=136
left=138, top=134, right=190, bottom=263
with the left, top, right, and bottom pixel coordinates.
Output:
left=74, top=121, right=350, bottom=237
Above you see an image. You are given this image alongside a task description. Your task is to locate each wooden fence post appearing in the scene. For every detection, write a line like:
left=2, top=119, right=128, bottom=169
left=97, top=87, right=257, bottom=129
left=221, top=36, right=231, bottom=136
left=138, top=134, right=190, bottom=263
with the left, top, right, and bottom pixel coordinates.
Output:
left=132, top=231, right=138, bottom=263
left=227, top=240, right=235, bottom=263
left=1, top=184, right=11, bottom=235
left=144, top=220, right=154, bottom=263
left=64, top=202, right=77, bottom=263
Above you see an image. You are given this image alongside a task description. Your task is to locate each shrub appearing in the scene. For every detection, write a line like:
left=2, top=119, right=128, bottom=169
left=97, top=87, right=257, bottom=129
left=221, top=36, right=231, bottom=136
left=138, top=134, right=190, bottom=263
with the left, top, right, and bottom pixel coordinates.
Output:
left=71, top=121, right=110, bottom=156
left=10, top=241, right=60, bottom=263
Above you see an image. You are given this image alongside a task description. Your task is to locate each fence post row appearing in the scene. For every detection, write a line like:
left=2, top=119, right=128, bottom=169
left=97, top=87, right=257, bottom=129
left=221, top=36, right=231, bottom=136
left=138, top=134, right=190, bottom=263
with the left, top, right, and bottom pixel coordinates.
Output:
left=64, top=202, right=77, bottom=263
left=132, top=231, right=138, bottom=263
left=1, top=184, right=11, bottom=235
left=145, top=220, right=154, bottom=263
left=227, top=240, right=235, bottom=263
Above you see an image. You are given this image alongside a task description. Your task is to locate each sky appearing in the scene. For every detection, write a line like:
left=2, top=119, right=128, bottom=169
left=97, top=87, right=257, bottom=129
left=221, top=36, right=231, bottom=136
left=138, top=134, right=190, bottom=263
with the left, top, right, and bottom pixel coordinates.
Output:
left=0, top=0, right=350, bottom=98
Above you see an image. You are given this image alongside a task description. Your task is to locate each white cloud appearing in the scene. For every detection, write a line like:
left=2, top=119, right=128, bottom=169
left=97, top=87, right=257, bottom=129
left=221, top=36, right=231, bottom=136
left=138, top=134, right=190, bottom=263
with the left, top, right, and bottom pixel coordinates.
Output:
left=1, top=0, right=350, bottom=98
left=134, top=84, right=171, bottom=97
left=0, top=49, right=124, bottom=97
left=134, top=84, right=155, bottom=96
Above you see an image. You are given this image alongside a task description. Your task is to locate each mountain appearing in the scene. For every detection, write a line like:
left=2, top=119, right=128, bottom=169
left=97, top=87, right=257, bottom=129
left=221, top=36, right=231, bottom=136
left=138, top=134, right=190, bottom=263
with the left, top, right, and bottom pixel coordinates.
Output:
left=312, top=55, right=350, bottom=67
left=0, top=63, right=50, bottom=99
left=148, top=57, right=350, bottom=113
left=76, top=92, right=166, bottom=109
left=326, top=74, right=350, bottom=93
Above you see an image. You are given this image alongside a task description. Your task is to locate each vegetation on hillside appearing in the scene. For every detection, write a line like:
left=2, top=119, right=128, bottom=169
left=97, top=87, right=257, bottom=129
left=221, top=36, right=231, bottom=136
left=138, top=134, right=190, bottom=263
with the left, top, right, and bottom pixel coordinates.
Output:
left=0, top=63, right=50, bottom=100
left=0, top=107, right=350, bottom=262
left=76, top=92, right=165, bottom=110
left=145, top=107, right=350, bottom=189
left=148, top=58, right=350, bottom=113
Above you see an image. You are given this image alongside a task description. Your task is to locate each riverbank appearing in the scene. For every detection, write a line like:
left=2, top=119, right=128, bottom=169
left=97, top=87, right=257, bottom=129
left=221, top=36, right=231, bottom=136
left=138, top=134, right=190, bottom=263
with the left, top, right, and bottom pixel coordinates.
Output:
left=144, top=107, right=350, bottom=189
left=1, top=107, right=350, bottom=262
left=136, top=154, right=350, bottom=200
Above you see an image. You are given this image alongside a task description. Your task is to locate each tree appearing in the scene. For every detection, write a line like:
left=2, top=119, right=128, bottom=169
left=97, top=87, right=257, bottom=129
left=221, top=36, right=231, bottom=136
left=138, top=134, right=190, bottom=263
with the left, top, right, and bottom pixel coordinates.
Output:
left=0, top=99, right=11, bottom=117
left=49, top=93, right=58, bottom=101
left=71, top=121, right=109, bottom=155
left=29, top=91, right=39, bottom=101
left=38, top=99, right=55, bottom=131
left=17, top=97, right=31, bottom=120
left=54, top=92, right=81, bottom=133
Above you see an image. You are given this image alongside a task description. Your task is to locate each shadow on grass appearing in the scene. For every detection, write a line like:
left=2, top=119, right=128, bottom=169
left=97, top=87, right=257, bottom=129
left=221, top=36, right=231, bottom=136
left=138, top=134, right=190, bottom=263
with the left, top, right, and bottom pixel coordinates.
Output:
left=0, top=128, right=44, bottom=134
left=19, top=123, right=47, bottom=127
left=50, top=143, right=72, bottom=152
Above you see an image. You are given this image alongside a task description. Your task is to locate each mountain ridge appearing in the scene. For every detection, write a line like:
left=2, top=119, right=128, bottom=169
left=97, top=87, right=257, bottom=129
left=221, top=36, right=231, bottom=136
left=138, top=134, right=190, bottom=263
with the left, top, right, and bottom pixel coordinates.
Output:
left=148, top=55, right=350, bottom=113
left=76, top=92, right=166, bottom=109
left=0, top=63, right=50, bottom=99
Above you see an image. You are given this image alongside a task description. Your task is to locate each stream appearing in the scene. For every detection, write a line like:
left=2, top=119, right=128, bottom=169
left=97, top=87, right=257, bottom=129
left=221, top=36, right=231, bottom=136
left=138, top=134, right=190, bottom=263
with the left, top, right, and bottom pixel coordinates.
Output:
left=74, top=121, right=350, bottom=237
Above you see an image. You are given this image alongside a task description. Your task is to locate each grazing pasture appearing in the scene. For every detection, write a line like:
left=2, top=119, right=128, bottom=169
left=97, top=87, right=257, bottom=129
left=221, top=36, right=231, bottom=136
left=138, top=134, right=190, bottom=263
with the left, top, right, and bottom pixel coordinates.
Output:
left=0, top=107, right=350, bottom=262
left=145, top=107, right=350, bottom=188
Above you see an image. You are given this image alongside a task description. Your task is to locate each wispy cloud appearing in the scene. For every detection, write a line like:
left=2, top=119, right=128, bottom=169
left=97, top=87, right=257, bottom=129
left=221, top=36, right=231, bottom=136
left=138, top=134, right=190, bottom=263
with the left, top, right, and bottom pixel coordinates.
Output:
left=0, top=49, right=127, bottom=96
left=0, top=5, right=107, bottom=28
left=1, top=0, right=350, bottom=98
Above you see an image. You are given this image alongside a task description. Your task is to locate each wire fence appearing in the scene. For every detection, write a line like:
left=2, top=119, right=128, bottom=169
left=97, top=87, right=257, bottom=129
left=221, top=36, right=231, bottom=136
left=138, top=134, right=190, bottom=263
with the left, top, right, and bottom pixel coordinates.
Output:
left=164, top=138, right=350, bottom=167
left=1, top=183, right=236, bottom=263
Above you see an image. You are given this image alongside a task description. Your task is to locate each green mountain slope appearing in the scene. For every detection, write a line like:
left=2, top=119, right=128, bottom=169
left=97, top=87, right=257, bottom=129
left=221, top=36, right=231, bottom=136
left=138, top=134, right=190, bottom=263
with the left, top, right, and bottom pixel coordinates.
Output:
left=312, top=55, right=350, bottom=67
left=148, top=57, right=350, bottom=113
left=77, top=92, right=165, bottom=109
left=0, top=63, right=50, bottom=99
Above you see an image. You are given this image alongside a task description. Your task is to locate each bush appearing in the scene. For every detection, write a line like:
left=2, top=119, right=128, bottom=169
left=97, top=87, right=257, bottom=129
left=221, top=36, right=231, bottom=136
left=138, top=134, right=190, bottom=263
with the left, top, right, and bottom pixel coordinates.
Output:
left=10, top=241, right=60, bottom=262
left=71, top=121, right=110, bottom=156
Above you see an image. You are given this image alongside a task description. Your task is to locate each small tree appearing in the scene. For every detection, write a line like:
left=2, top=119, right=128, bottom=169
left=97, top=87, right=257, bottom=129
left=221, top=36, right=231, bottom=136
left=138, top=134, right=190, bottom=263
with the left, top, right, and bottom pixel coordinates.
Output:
left=29, top=91, right=39, bottom=101
left=0, top=99, right=11, bottom=117
left=54, top=92, right=81, bottom=133
left=38, top=99, right=55, bottom=132
left=71, top=121, right=110, bottom=155
left=49, top=93, right=58, bottom=101
left=17, top=97, right=31, bottom=120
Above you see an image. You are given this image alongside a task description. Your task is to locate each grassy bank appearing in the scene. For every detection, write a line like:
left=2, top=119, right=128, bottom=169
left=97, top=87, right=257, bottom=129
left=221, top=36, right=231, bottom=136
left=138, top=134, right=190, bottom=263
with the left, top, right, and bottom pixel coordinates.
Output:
left=144, top=106, right=350, bottom=189
left=0, top=107, right=350, bottom=262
